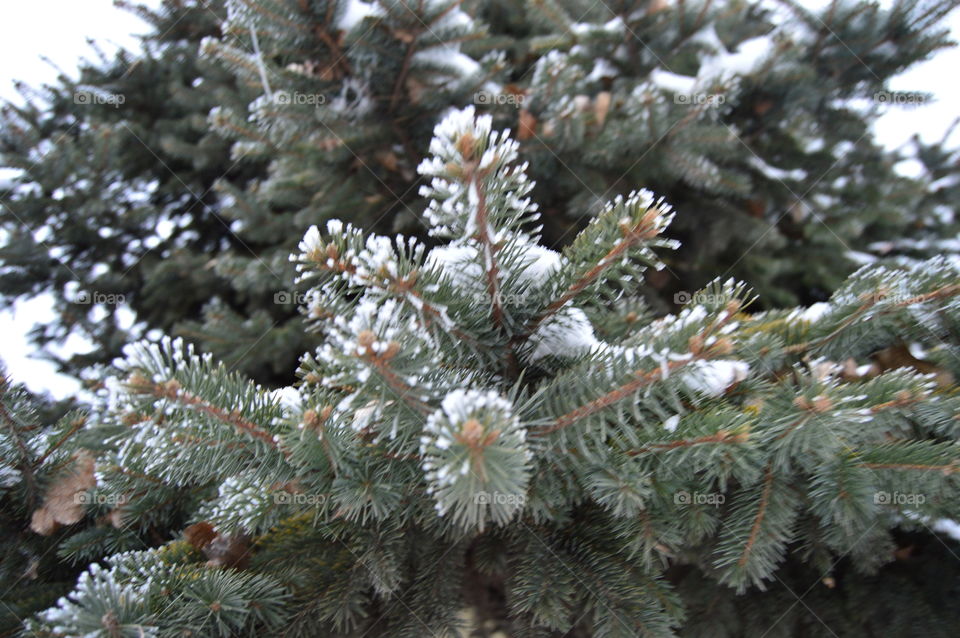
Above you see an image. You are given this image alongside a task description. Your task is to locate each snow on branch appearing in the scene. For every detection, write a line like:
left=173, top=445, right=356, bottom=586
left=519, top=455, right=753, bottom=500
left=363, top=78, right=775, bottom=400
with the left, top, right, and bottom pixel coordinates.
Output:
left=420, top=389, right=531, bottom=530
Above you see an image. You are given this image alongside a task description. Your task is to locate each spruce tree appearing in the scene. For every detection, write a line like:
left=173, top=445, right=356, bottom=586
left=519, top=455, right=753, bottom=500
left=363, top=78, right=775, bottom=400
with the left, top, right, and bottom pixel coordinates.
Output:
left=2, top=0, right=959, bottom=389
left=19, top=109, right=960, bottom=637
left=0, top=0, right=281, bottom=381
left=493, top=0, right=960, bottom=308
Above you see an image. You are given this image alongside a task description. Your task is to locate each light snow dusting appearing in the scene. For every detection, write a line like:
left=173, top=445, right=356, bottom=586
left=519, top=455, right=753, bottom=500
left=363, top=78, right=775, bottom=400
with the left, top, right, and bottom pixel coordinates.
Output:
left=663, top=415, right=681, bottom=433
left=682, top=360, right=750, bottom=397
left=336, top=0, right=383, bottom=32
left=528, top=307, right=600, bottom=362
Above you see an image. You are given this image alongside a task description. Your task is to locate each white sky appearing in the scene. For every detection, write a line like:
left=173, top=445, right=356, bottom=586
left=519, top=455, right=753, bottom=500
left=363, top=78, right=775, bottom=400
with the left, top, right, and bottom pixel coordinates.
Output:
left=0, top=0, right=958, bottom=398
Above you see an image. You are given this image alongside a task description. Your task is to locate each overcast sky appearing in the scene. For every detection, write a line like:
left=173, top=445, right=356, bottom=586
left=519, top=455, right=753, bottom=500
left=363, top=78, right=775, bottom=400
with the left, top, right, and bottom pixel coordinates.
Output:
left=0, top=0, right=958, bottom=398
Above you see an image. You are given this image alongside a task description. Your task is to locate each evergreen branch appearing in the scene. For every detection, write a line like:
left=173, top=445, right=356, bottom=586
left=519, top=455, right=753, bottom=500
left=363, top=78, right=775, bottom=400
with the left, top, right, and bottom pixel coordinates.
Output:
left=32, top=415, right=87, bottom=469
left=231, top=0, right=313, bottom=33
left=530, top=0, right=574, bottom=30
left=133, top=377, right=278, bottom=448
left=897, top=283, right=960, bottom=307
left=784, top=282, right=960, bottom=354
left=469, top=169, right=507, bottom=332
left=867, top=394, right=926, bottom=413
left=525, top=201, right=671, bottom=338
left=366, top=357, right=433, bottom=417
left=108, top=465, right=167, bottom=485
left=170, top=431, right=252, bottom=451
left=536, top=356, right=698, bottom=436
left=301, top=230, right=482, bottom=346
left=626, top=429, right=750, bottom=456
left=536, top=310, right=738, bottom=436
left=411, top=297, right=479, bottom=344
left=737, top=464, right=774, bottom=568
left=531, top=230, right=649, bottom=334
left=390, top=39, right=418, bottom=113
left=385, top=274, right=481, bottom=346
left=312, top=6, right=351, bottom=78
left=208, top=104, right=274, bottom=146
left=0, top=379, right=40, bottom=508
left=856, top=462, right=959, bottom=473
left=24, top=77, right=960, bottom=634
left=302, top=406, right=340, bottom=471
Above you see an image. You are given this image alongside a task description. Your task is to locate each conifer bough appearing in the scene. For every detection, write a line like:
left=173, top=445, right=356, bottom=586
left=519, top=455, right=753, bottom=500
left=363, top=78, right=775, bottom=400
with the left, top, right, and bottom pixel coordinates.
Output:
left=24, top=108, right=960, bottom=637
left=5, top=0, right=960, bottom=387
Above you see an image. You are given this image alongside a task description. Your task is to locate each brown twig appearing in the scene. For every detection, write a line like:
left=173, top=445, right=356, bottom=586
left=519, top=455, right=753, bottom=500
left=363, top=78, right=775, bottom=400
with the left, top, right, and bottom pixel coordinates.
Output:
left=738, top=464, right=774, bottom=568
